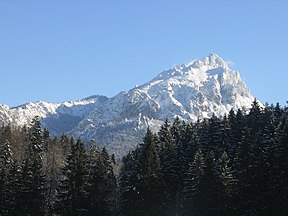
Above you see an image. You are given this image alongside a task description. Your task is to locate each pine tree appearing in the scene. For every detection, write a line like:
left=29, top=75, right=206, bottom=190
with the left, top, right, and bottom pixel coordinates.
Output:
left=228, top=109, right=244, bottom=165
left=158, top=119, right=178, bottom=216
left=170, top=117, right=186, bottom=215
left=120, top=150, right=142, bottom=216
left=200, top=151, right=222, bottom=216
left=10, top=125, right=30, bottom=163
left=272, top=102, right=283, bottom=124
left=218, top=151, right=235, bottom=215
left=206, top=114, right=222, bottom=156
left=0, top=138, right=15, bottom=215
left=158, top=119, right=174, bottom=159
left=137, top=128, right=165, bottom=216
left=182, top=149, right=205, bottom=216
left=15, top=117, right=46, bottom=216
left=273, top=114, right=288, bottom=215
left=258, top=106, right=277, bottom=215
left=248, top=98, right=263, bottom=134
left=55, top=139, right=89, bottom=216
left=181, top=122, right=198, bottom=168
left=43, top=136, right=65, bottom=215
left=86, top=147, right=118, bottom=216
left=219, top=115, right=231, bottom=153
left=234, top=125, right=253, bottom=215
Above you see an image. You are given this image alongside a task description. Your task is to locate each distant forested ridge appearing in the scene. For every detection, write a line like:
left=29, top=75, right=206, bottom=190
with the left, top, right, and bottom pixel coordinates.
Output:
left=1, top=100, right=288, bottom=215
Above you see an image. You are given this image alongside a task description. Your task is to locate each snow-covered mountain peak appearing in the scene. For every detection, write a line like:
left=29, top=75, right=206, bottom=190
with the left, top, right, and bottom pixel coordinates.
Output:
left=202, top=53, right=227, bottom=68
left=154, top=54, right=230, bottom=83
left=0, top=54, right=257, bottom=158
left=130, top=54, right=253, bottom=122
left=188, top=53, right=227, bottom=69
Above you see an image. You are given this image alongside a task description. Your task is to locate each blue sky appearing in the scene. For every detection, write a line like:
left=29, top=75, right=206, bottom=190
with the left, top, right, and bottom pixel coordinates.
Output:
left=0, top=0, right=288, bottom=106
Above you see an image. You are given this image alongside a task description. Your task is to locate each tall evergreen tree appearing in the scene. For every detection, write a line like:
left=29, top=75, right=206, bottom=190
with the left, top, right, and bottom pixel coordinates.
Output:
left=273, top=114, right=288, bottom=215
left=200, top=151, right=222, bottom=216
left=55, top=139, right=89, bottom=216
left=158, top=119, right=178, bottom=216
left=258, top=106, right=277, bottom=215
left=0, top=138, right=15, bottom=215
left=206, top=114, right=222, bottom=156
left=120, top=150, right=142, bottom=216
left=86, top=147, right=118, bottom=216
left=234, top=125, right=253, bottom=215
left=248, top=98, right=263, bottom=134
left=43, top=136, right=65, bottom=215
left=15, top=117, right=46, bottom=216
left=137, top=128, right=165, bottom=216
left=182, top=149, right=205, bottom=216
left=228, top=109, right=244, bottom=165
left=218, top=151, right=235, bottom=215
left=170, top=117, right=186, bottom=215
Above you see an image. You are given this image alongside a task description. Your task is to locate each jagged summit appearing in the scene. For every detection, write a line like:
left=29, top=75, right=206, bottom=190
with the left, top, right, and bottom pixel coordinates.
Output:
left=0, top=54, right=256, bottom=158
left=199, top=53, right=228, bottom=68
left=154, top=53, right=229, bottom=82
left=68, top=54, right=255, bottom=157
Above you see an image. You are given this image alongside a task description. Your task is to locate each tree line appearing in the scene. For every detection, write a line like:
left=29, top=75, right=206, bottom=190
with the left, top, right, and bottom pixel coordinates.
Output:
left=0, top=117, right=118, bottom=216
left=1, top=100, right=288, bottom=215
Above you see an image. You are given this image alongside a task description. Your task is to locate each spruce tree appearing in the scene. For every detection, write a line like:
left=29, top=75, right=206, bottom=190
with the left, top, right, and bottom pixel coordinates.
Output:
left=234, top=125, right=253, bottom=215
left=86, top=147, right=117, bottom=216
left=120, top=150, right=142, bottom=216
left=273, top=114, right=288, bottom=215
left=258, top=106, right=277, bottom=215
left=137, top=128, right=165, bottom=216
left=0, top=139, right=15, bottom=215
left=43, top=136, right=65, bottom=215
left=55, top=139, right=89, bottom=216
left=158, top=119, right=178, bottom=216
left=228, top=109, right=244, bottom=165
left=182, top=149, right=205, bottom=216
left=206, top=114, right=222, bottom=156
left=201, top=151, right=222, bottom=216
left=248, top=98, right=263, bottom=134
left=15, top=117, right=46, bottom=216
left=170, top=117, right=186, bottom=215
left=218, top=151, right=235, bottom=215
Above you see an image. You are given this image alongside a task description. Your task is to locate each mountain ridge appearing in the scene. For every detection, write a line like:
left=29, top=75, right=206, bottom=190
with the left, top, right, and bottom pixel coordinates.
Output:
left=0, top=54, right=256, bottom=157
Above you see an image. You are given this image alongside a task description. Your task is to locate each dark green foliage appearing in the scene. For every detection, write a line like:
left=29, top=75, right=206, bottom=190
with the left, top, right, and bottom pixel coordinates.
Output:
left=120, top=100, right=288, bottom=215
left=15, top=117, right=46, bottom=216
left=182, top=149, right=205, bottom=216
left=55, top=140, right=118, bottom=216
left=120, top=150, right=142, bottom=216
left=137, top=128, right=165, bottom=216
left=1, top=100, right=288, bottom=215
left=158, top=119, right=178, bottom=216
left=218, top=151, right=235, bottom=215
left=86, top=147, right=118, bottom=216
left=0, top=126, right=15, bottom=216
left=55, top=139, right=89, bottom=215
left=44, top=136, right=64, bottom=215
left=120, top=128, right=165, bottom=216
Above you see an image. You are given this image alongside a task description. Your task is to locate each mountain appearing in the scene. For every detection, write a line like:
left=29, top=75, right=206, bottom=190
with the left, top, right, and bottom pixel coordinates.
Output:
left=0, top=54, right=256, bottom=158
left=0, top=95, right=108, bottom=134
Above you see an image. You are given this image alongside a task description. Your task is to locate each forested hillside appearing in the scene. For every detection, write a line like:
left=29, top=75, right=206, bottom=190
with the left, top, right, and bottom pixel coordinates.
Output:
left=1, top=100, right=288, bottom=215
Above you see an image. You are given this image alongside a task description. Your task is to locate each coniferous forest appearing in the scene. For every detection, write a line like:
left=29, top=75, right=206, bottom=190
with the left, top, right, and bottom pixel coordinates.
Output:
left=1, top=100, right=288, bottom=216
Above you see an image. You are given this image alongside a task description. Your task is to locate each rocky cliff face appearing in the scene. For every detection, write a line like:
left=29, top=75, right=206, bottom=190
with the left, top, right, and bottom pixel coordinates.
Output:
left=0, top=54, right=256, bottom=158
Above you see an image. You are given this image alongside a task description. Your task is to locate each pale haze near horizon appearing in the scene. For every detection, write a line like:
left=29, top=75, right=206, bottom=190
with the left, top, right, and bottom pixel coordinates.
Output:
left=0, top=0, right=288, bottom=107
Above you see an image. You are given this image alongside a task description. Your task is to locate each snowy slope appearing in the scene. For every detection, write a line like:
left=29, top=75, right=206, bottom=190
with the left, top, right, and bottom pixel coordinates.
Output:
left=0, top=95, right=108, bottom=135
left=0, top=54, right=256, bottom=158
left=69, top=54, right=255, bottom=157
